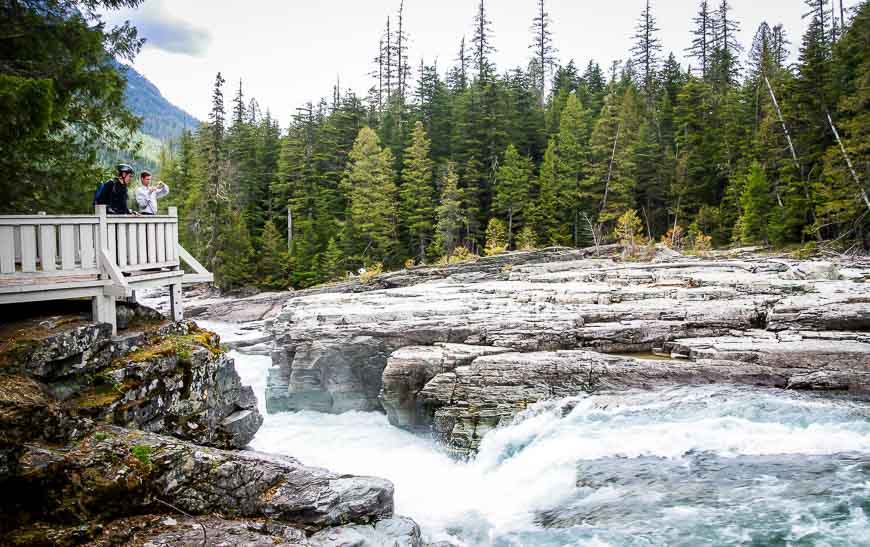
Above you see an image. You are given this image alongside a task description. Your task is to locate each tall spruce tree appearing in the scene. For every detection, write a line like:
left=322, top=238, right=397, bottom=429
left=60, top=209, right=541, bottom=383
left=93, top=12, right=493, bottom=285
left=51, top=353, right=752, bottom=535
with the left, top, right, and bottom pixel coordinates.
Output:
left=632, top=0, right=662, bottom=99
left=400, top=122, right=436, bottom=260
left=342, top=127, right=399, bottom=266
left=530, top=0, right=557, bottom=102
left=434, top=163, right=466, bottom=256
left=493, top=144, right=533, bottom=245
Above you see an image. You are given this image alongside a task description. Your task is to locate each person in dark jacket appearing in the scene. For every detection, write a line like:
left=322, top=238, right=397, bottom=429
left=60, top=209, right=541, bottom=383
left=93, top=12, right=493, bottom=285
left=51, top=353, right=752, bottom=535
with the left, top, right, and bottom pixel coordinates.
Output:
left=94, top=164, right=138, bottom=215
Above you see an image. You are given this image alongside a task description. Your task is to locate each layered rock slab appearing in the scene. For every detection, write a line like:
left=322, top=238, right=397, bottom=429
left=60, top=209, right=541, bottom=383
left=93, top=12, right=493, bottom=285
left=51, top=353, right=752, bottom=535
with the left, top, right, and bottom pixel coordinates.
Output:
left=266, top=252, right=870, bottom=416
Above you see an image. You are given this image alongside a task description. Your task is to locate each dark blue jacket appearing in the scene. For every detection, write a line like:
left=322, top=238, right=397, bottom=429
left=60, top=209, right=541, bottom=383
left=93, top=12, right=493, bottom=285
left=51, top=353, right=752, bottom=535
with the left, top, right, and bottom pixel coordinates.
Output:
left=94, top=178, right=131, bottom=214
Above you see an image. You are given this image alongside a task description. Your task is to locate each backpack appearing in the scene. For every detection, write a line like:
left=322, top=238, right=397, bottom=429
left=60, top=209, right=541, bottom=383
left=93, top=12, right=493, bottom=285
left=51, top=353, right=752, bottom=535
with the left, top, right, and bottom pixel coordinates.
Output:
left=93, top=180, right=112, bottom=207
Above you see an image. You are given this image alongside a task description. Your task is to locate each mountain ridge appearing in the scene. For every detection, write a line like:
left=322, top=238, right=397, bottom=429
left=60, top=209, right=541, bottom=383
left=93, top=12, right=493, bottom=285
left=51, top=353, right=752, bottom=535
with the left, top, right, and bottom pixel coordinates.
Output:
left=119, top=63, right=201, bottom=142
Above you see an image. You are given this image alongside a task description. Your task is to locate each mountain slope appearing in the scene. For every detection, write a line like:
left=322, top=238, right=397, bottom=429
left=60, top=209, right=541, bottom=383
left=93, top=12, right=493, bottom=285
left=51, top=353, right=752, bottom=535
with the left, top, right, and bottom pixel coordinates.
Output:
left=120, top=63, right=201, bottom=141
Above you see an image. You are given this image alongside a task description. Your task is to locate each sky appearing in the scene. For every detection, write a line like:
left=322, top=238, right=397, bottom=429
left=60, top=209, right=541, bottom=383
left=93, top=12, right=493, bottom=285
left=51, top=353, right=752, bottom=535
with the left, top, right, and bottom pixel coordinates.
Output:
left=103, top=0, right=861, bottom=127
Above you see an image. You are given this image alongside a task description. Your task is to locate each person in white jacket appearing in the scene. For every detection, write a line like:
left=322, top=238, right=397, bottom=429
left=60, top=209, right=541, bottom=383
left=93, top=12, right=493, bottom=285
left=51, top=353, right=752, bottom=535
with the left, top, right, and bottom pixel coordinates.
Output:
left=135, top=170, right=169, bottom=215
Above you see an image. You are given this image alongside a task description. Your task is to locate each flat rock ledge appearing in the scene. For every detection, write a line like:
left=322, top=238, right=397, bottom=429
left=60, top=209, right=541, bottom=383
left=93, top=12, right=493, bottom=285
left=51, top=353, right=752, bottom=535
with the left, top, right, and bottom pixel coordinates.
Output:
left=263, top=251, right=870, bottom=456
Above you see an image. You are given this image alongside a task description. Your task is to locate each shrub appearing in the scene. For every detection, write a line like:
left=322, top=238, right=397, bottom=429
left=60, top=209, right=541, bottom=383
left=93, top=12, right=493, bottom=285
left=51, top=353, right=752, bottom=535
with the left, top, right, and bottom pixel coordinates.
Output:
left=359, top=262, right=384, bottom=283
left=661, top=225, right=686, bottom=252
left=515, top=226, right=538, bottom=251
left=484, top=218, right=508, bottom=256
left=613, top=210, right=644, bottom=259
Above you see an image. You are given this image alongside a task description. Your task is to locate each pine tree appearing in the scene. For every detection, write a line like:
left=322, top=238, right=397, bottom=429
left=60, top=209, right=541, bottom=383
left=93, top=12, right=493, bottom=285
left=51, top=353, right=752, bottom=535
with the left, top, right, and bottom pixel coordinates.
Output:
left=739, top=161, right=772, bottom=243
left=472, top=0, right=496, bottom=81
left=258, top=219, right=288, bottom=289
left=321, top=237, right=345, bottom=281
left=631, top=0, right=662, bottom=99
left=434, top=163, right=466, bottom=256
left=401, top=121, right=436, bottom=261
left=534, top=138, right=571, bottom=245
left=484, top=218, right=508, bottom=255
left=493, top=144, right=533, bottom=246
left=710, top=0, right=742, bottom=86
left=530, top=0, right=557, bottom=102
left=342, top=127, right=399, bottom=265
left=558, top=93, right=592, bottom=244
left=216, top=209, right=256, bottom=291
left=687, top=1, right=713, bottom=79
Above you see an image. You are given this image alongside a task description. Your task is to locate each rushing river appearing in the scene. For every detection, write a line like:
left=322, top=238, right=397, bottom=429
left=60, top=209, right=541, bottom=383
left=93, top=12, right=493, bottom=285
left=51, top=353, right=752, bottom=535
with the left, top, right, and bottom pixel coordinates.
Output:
left=203, top=321, right=870, bottom=547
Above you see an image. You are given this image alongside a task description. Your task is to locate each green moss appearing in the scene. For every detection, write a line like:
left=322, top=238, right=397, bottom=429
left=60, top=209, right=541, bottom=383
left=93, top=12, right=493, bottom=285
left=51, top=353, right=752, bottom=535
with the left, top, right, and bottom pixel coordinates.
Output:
left=64, top=385, right=122, bottom=410
left=92, top=431, right=108, bottom=442
left=129, top=445, right=152, bottom=467
left=119, top=329, right=223, bottom=366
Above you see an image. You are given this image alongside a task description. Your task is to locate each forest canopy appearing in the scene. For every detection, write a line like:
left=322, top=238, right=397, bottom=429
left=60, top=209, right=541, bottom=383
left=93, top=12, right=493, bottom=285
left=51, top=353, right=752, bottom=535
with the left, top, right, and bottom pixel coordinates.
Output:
left=5, top=0, right=870, bottom=291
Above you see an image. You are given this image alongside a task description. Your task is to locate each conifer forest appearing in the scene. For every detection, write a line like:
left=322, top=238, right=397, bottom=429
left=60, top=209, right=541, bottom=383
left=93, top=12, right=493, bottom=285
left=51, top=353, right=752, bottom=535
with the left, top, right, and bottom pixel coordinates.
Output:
left=7, top=0, right=870, bottom=291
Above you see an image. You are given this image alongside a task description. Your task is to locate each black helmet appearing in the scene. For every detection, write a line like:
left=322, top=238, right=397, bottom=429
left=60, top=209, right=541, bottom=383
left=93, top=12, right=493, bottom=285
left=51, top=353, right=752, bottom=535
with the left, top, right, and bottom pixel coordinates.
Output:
left=117, top=163, right=134, bottom=175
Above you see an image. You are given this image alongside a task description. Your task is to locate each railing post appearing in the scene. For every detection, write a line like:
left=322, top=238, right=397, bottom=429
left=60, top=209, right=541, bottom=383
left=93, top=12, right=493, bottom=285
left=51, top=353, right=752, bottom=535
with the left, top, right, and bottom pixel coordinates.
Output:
left=92, top=204, right=116, bottom=335
left=167, top=206, right=183, bottom=322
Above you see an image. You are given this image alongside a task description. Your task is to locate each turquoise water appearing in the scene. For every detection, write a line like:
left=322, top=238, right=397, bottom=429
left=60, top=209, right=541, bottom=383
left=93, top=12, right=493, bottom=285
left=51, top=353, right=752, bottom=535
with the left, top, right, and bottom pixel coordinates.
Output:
left=211, top=321, right=870, bottom=547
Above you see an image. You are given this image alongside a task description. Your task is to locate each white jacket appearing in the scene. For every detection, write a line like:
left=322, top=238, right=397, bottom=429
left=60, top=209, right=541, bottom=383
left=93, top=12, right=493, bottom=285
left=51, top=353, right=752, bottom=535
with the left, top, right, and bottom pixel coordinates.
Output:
left=135, top=183, right=169, bottom=215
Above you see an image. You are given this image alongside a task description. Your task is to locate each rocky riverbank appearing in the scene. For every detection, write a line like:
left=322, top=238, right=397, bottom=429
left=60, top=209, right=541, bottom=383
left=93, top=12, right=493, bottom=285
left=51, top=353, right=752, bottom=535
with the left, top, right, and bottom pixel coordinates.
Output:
left=0, top=302, right=421, bottom=546
left=260, top=247, right=870, bottom=457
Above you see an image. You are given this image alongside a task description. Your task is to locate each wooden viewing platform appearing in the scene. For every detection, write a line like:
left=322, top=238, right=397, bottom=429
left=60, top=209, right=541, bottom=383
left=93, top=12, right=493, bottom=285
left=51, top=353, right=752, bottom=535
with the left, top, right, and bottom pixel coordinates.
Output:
left=0, top=205, right=212, bottom=334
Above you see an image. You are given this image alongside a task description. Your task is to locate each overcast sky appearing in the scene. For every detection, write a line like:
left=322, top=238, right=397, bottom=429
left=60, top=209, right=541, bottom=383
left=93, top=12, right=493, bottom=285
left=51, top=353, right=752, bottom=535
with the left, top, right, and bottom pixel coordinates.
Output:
left=104, top=0, right=860, bottom=127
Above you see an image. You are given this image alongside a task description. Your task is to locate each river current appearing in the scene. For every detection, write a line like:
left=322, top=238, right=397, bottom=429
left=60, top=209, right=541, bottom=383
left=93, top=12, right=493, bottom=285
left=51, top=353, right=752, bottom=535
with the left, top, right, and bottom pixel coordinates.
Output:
left=203, top=321, right=870, bottom=546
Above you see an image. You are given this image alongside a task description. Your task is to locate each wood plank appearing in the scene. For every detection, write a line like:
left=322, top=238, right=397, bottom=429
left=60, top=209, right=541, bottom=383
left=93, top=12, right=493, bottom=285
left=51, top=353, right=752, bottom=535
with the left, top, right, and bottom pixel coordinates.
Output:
left=79, top=225, right=95, bottom=269
left=147, top=224, right=157, bottom=264
left=103, top=215, right=177, bottom=224
left=20, top=226, right=37, bottom=272
left=59, top=225, right=76, bottom=270
left=0, top=275, right=102, bottom=291
left=120, top=260, right=180, bottom=273
left=0, top=216, right=98, bottom=225
left=116, top=223, right=128, bottom=268
left=166, top=223, right=176, bottom=261
left=39, top=225, right=56, bottom=272
left=0, top=226, right=14, bottom=273
left=107, top=223, right=117, bottom=265
left=127, top=224, right=138, bottom=266
left=0, top=286, right=104, bottom=305
left=156, top=223, right=166, bottom=262
left=138, top=224, right=147, bottom=265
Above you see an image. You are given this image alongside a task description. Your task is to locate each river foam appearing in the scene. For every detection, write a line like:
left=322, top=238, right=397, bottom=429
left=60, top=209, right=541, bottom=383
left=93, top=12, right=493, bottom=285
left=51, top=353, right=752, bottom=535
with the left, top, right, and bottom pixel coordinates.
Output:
left=207, top=320, right=870, bottom=546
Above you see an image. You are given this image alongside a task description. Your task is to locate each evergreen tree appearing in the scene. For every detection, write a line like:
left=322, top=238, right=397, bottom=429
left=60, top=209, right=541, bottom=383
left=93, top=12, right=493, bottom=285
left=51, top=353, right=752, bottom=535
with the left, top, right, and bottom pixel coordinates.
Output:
left=472, top=0, right=496, bottom=81
left=0, top=0, right=144, bottom=213
left=534, top=138, right=570, bottom=245
left=257, top=219, right=288, bottom=289
left=401, top=121, right=436, bottom=260
left=493, top=144, right=533, bottom=246
left=739, top=162, right=772, bottom=243
left=558, top=93, right=592, bottom=244
left=434, top=163, right=466, bottom=256
left=631, top=0, right=662, bottom=99
left=687, top=1, right=713, bottom=79
left=342, top=127, right=399, bottom=266
left=530, top=0, right=557, bottom=102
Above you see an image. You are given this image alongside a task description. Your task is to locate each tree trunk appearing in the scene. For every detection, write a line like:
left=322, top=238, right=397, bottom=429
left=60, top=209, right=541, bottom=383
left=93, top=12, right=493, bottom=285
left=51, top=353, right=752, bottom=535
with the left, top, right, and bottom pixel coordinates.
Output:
left=826, top=108, right=870, bottom=212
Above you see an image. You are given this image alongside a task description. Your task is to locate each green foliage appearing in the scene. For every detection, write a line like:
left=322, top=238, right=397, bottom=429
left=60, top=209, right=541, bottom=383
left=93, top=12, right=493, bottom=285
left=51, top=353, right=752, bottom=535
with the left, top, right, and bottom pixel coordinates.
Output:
left=257, top=220, right=289, bottom=289
left=130, top=445, right=152, bottom=467
left=516, top=226, right=539, bottom=251
left=0, top=0, right=144, bottom=213
left=401, top=122, right=436, bottom=261
left=484, top=218, right=508, bottom=256
left=434, top=163, right=466, bottom=257
left=20, top=0, right=870, bottom=293
left=739, top=162, right=772, bottom=244
left=613, top=209, right=645, bottom=258
left=493, top=144, right=533, bottom=247
left=342, top=127, right=399, bottom=267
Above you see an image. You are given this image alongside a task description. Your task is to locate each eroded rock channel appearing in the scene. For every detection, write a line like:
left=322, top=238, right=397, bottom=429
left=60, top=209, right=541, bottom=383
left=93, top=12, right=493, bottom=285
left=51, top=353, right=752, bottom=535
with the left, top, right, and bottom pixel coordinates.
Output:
left=262, top=248, right=870, bottom=457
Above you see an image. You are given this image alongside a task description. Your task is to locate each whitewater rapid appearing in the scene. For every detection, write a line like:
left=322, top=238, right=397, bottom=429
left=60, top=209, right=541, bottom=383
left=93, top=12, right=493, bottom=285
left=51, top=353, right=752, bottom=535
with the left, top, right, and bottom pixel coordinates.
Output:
left=204, top=321, right=870, bottom=546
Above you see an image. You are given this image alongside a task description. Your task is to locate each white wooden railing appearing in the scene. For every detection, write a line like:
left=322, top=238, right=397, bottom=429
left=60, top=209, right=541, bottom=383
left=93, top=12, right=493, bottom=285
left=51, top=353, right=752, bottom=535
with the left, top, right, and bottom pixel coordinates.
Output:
left=0, top=206, right=211, bottom=333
